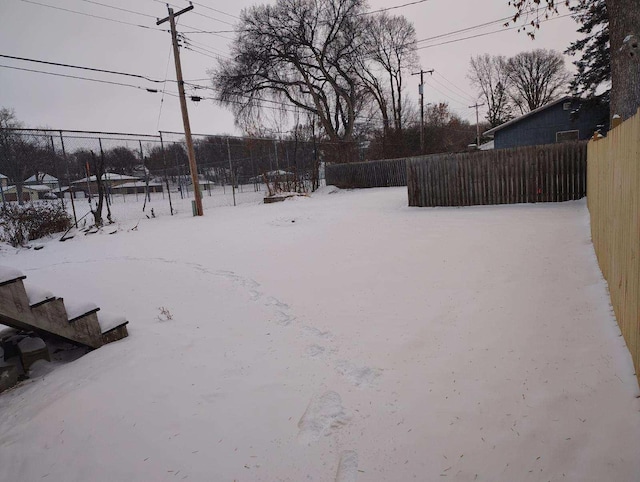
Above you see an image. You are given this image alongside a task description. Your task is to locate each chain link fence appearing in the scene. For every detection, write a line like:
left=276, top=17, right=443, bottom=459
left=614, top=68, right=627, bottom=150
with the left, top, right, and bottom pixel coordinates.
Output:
left=0, top=128, right=324, bottom=224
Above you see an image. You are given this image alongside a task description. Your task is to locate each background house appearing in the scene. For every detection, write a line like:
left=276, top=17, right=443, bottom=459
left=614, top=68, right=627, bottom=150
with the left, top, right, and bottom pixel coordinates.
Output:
left=484, top=96, right=609, bottom=149
left=111, top=181, right=163, bottom=195
left=71, top=173, right=141, bottom=195
left=24, top=173, right=59, bottom=191
left=3, top=184, right=52, bottom=202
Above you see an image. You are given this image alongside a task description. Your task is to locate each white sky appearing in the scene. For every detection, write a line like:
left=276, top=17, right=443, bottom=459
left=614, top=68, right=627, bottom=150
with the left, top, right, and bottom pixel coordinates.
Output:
left=0, top=0, right=582, bottom=135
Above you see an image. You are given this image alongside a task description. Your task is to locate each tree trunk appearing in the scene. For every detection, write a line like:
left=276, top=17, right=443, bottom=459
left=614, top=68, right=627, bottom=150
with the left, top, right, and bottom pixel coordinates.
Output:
left=606, top=0, right=640, bottom=121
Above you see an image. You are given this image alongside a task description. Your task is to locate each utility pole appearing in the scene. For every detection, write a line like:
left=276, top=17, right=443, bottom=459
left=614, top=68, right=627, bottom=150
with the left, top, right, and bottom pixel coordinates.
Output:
left=157, top=4, right=203, bottom=216
left=469, top=102, right=485, bottom=148
left=411, top=69, right=433, bottom=155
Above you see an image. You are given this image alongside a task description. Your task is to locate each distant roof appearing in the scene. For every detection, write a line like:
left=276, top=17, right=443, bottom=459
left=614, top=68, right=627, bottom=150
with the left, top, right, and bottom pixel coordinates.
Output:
left=0, top=173, right=8, bottom=179
left=25, top=173, right=58, bottom=183
left=484, top=96, right=575, bottom=138
left=111, top=181, right=162, bottom=188
left=72, top=173, right=141, bottom=183
left=4, top=184, right=52, bottom=193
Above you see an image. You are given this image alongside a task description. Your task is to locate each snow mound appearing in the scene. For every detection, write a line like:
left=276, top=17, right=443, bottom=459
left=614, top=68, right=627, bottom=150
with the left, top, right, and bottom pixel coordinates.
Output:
left=313, top=185, right=340, bottom=195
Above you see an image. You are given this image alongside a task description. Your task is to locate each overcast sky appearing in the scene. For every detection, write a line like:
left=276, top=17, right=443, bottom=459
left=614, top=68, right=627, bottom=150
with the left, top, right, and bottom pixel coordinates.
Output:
left=0, top=0, right=582, bottom=136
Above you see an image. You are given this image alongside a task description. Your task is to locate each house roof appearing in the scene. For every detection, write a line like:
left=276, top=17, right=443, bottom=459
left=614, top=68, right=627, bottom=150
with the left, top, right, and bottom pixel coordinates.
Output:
left=483, top=96, right=576, bottom=138
left=72, top=173, right=141, bottom=183
left=0, top=174, right=8, bottom=180
left=25, top=173, right=58, bottom=183
left=111, top=181, right=162, bottom=188
left=4, top=184, right=52, bottom=193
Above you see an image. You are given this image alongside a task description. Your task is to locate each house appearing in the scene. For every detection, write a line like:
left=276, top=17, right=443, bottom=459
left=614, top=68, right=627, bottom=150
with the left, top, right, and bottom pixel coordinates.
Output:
left=2, top=184, right=52, bottom=202
left=110, top=181, right=164, bottom=195
left=483, top=96, right=609, bottom=149
left=58, top=186, right=87, bottom=199
left=24, top=173, right=60, bottom=191
left=71, top=173, right=141, bottom=195
left=0, top=174, right=9, bottom=189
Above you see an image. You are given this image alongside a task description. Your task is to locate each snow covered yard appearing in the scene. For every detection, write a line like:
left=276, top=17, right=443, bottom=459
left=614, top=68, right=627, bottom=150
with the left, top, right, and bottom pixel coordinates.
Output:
left=0, top=187, right=638, bottom=482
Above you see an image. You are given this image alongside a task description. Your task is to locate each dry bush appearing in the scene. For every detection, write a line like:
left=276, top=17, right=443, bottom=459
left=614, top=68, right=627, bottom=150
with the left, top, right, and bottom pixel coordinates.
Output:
left=0, top=202, right=72, bottom=247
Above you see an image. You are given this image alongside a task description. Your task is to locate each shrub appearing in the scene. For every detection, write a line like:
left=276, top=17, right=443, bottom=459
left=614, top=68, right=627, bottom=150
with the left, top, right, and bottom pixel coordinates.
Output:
left=0, top=202, right=72, bottom=247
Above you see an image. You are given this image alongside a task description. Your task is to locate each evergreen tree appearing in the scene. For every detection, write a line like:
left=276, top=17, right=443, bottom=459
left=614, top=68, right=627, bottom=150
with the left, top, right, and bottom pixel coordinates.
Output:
left=565, top=0, right=610, bottom=98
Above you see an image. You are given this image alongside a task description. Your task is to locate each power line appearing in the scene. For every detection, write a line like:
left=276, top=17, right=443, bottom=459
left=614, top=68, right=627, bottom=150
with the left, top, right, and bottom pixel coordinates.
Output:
left=416, top=13, right=573, bottom=51
left=20, top=0, right=165, bottom=31
left=157, top=45, right=174, bottom=132
left=424, top=79, right=469, bottom=107
left=75, top=0, right=156, bottom=19
left=0, top=53, right=169, bottom=84
left=188, top=1, right=240, bottom=20
left=149, top=0, right=236, bottom=27
left=0, top=64, right=178, bottom=95
left=361, top=0, right=432, bottom=16
left=428, top=74, right=474, bottom=104
left=433, top=71, right=475, bottom=102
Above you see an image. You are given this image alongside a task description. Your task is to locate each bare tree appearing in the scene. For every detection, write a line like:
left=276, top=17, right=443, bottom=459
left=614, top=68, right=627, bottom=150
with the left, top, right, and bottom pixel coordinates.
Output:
left=364, top=13, right=418, bottom=132
left=0, top=109, right=28, bottom=203
left=508, top=0, right=639, bottom=121
left=468, top=54, right=513, bottom=127
left=212, top=0, right=369, bottom=158
left=506, top=49, right=570, bottom=113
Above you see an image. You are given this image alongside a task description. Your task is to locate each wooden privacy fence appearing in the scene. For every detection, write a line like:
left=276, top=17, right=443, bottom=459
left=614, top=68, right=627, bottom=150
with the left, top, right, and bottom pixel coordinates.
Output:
left=587, top=108, right=640, bottom=382
left=325, top=158, right=407, bottom=189
left=407, top=142, right=587, bottom=207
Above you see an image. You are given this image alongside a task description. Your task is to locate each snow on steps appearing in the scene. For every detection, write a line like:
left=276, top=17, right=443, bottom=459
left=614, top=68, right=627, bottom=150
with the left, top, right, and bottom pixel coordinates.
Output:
left=0, top=265, right=129, bottom=349
left=24, top=284, right=54, bottom=307
left=64, top=300, right=99, bottom=322
left=0, top=266, right=25, bottom=286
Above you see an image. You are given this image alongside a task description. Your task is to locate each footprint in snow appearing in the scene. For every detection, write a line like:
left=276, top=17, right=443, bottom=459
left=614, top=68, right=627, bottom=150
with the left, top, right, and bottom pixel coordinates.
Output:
left=297, top=391, right=349, bottom=445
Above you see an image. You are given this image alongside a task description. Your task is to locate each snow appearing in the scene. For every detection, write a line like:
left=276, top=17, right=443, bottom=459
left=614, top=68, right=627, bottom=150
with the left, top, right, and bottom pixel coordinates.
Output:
left=0, top=187, right=638, bottom=482
left=64, top=300, right=98, bottom=321
left=97, top=311, right=127, bottom=333
left=0, top=265, right=24, bottom=284
left=17, top=336, right=46, bottom=353
left=24, top=283, right=54, bottom=306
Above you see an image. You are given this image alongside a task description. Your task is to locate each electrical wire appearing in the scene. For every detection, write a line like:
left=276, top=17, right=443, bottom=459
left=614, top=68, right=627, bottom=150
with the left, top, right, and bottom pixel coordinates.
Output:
left=360, top=0, right=432, bottom=16
left=0, top=53, right=169, bottom=84
left=188, top=1, right=240, bottom=20
left=433, top=71, right=475, bottom=102
left=0, top=64, right=181, bottom=96
left=156, top=45, right=174, bottom=132
left=20, top=0, right=166, bottom=31
left=428, top=74, right=475, bottom=104
left=75, top=0, right=156, bottom=19
left=416, top=13, right=573, bottom=51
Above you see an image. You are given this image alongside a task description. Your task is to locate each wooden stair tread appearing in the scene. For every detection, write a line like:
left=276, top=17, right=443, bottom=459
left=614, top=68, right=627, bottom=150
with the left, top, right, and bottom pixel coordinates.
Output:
left=0, top=266, right=26, bottom=287
left=65, top=300, right=100, bottom=323
left=97, top=311, right=128, bottom=334
left=25, top=284, right=55, bottom=307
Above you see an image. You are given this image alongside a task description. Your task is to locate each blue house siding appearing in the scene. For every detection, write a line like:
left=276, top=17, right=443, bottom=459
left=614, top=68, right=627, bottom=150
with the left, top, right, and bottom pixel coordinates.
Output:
left=492, top=98, right=609, bottom=149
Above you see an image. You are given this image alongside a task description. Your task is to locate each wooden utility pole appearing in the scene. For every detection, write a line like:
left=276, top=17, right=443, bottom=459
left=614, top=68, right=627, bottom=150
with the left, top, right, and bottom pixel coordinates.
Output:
left=157, top=4, right=203, bottom=216
left=469, top=102, right=485, bottom=148
left=412, top=69, right=433, bottom=154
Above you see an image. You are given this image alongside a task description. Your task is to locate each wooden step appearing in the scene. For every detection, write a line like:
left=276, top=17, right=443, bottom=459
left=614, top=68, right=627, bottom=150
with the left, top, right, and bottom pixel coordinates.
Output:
left=97, top=311, right=129, bottom=344
left=0, top=266, right=26, bottom=287
left=25, top=284, right=55, bottom=308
